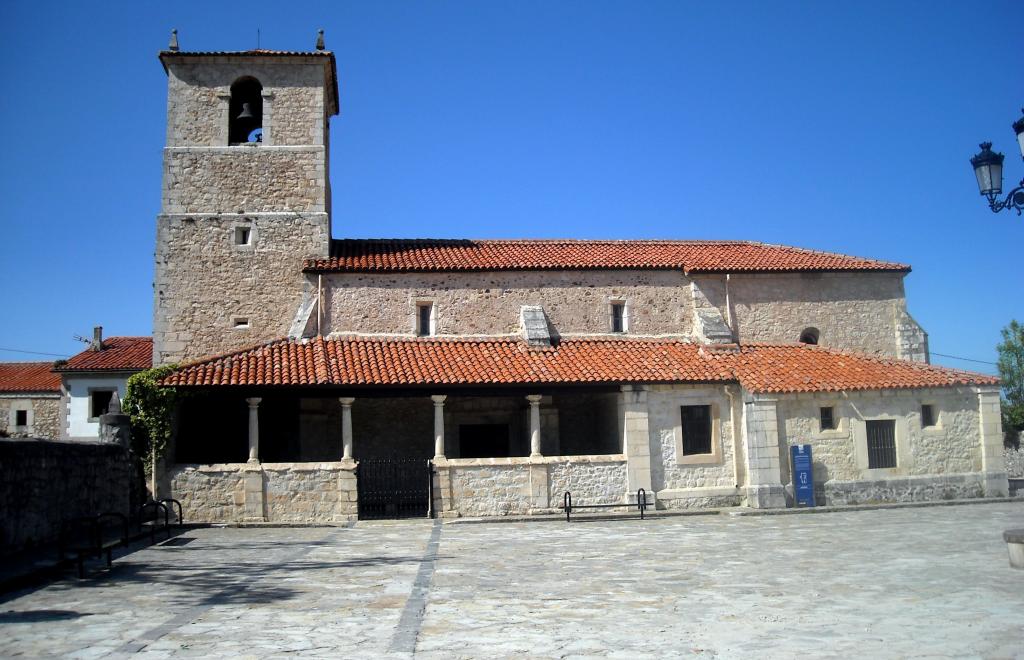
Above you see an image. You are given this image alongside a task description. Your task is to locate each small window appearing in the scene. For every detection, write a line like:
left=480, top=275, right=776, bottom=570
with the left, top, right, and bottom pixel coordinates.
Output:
left=234, top=226, right=252, bottom=246
left=819, top=406, right=836, bottom=431
left=417, top=303, right=434, bottom=337
left=90, top=390, right=115, bottom=419
left=233, top=317, right=250, bottom=330
left=921, top=404, right=936, bottom=428
left=680, top=405, right=712, bottom=455
left=866, top=419, right=897, bottom=469
left=799, top=328, right=820, bottom=345
left=14, top=410, right=27, bottom=427
left=610, top=302, right=626, bottom=333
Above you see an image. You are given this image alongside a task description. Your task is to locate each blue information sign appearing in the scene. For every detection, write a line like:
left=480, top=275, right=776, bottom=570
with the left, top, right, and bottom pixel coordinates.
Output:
left=791, top=444, right=815, bottom=507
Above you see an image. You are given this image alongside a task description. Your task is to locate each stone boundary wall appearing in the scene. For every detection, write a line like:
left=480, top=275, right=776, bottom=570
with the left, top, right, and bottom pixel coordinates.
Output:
left=821, top=472, right=987, bottom=506
left=167, top=462, right=357, bottom=523
left=436, top=455, right=628, bottom=517
left=1005, top=447, right=1024, bottom=478
left=0, top=438, right=131, bottom=555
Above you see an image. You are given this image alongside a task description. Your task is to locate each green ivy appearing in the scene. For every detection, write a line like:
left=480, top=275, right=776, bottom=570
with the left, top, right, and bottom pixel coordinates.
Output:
left=122, top=364, right=185, bottom=475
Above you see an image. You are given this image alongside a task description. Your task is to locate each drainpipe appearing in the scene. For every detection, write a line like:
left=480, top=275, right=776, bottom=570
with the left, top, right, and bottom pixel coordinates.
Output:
left=317, top=274, right=323, bottom=336
left=724, top=384, right=742, bottom=489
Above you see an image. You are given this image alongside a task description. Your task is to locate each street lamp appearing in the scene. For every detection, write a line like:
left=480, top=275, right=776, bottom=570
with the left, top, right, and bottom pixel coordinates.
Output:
left=970, top=108, right=1024, bottom=215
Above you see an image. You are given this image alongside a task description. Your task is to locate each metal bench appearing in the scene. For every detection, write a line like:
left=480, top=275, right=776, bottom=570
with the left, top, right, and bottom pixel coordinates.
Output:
left=562, top=488, right=650, bottom=521
left=59, top=512, right=129, bottom=578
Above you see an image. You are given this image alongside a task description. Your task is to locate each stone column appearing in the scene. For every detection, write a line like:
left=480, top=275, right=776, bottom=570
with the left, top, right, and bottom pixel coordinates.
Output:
left=246, top=397, right=261, bottom=463
left=243, top=397, right=266, bottom=522
left=976, top=386, right=1009, bottom=497
left=431, top=395, right=447, bottom=460
left=339, top=397, right=355, bottom=461
left=742, top=395, right=787, bottom=508
left=527, top=395, right=543, bottom=457
left=620, top=385, right=654, bottom=502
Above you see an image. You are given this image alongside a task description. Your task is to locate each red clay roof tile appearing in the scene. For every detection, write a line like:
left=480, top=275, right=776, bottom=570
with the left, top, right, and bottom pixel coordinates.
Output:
left=56, top=337, right=153, bottom=373
left=0, top=362, right=61, bottom=393
left=304, top=239, right=910, bottom=274
left=160, top=337, right=995, bottom=393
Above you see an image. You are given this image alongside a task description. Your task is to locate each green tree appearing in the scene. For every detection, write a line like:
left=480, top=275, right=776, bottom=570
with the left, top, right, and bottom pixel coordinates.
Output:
left=122, top=364, right=184, bottom=475
left=997, top=320, right=1024, bottom=448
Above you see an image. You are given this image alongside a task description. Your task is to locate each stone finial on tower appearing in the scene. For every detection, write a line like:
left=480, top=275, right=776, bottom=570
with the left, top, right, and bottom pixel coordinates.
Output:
left=316, top=29, right=325, bottom=51
left=168, top=29, right=179, bottom=52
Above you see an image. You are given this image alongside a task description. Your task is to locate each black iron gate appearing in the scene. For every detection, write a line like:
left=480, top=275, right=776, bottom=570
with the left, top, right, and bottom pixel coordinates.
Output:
left=356, top=458, right=433, bottom=520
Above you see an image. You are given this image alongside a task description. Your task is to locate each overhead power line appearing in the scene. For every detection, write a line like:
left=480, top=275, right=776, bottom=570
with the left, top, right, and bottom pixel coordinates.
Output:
left=0, top=347, right=70, bottom=358
left=931, top=351, right=998, bottom=366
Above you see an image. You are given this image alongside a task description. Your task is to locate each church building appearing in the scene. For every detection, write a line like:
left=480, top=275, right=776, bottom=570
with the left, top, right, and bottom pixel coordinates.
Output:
left=151, top=36, right=1007, bottom=522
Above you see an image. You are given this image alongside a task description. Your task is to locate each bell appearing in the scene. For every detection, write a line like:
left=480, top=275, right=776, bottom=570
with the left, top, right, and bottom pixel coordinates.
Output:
left=236, top=103, right=255, bottom=120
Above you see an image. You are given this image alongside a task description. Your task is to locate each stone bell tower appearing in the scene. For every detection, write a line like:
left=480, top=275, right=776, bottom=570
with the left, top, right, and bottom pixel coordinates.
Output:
left=153, top=31, right=339, bottom=365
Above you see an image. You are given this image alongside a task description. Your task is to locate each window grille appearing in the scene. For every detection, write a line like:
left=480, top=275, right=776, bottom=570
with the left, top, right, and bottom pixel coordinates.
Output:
left=820, top=406, right=835, bottom=431
left=866, top=419, right=897, bottom=469
left=680, top=405, right=712, bottom=455
left=921, top=404, right=936, bottom=428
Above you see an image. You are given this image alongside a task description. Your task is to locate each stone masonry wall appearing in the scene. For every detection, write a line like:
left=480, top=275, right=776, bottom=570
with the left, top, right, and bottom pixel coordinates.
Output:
left=547, top=458, right=627, bottom=505
left=167, top=464, right=245, bottom=523
left=776, top=388, right=982, bottom=504
left=153, top=213, right=328, bottom=364
left=263, top=465, right=352, bottom=523
left=1005, top=447, right=1024, bottom=478
left=0, top=439, right=131, bottom=555
left=446, top=462, right=531, bottom=516
left=647, top=385, right=738, bottom=493
left=167, top=462, right=356, bottom=523
left=325, top=270, right=693, bottom=339
left=694, top=272, right=908, bottom=358
left=164, top=58, right=329, bottom=148
left=0, top=395, right=60, bottom=440
left=163, top=148, right=326, bottom=214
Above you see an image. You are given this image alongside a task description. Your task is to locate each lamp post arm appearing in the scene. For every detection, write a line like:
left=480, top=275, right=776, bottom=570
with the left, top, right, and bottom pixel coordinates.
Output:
left=986, top=179, right=1024, bottom=215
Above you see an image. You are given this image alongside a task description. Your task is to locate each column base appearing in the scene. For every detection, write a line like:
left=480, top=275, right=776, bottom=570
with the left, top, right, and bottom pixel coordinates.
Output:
left=983, top=472, right=1010, bottom=498
left=746, top=484, right=787, bottom=509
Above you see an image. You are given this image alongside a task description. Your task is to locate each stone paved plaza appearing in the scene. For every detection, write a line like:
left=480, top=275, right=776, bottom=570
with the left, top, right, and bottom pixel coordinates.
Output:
left=1, top=502, right=1022, bottom=659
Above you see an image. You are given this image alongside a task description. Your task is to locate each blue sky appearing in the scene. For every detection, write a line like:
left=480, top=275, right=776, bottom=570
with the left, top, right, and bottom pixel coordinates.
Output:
left=0, top=1, right=1020, bottom=373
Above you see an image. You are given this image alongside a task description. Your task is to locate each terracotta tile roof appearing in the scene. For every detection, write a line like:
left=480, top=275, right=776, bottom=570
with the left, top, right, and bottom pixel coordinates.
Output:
left=160, top=337, right=996, bottom=393
left=0, top=362, right=61, bottom=393
left=55, top=337, right=153, bottom=373
left=304, top=239, right=910, bottom=275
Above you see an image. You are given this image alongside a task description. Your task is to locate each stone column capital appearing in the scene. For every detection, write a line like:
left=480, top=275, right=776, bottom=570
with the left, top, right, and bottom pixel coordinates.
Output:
left=246, top=397, right=262, bottom=408
left=526, top=394, right=543, bottom=405
left=431, top=394, right=447, bottom=405
left=339, top=397, right=355, bottom=407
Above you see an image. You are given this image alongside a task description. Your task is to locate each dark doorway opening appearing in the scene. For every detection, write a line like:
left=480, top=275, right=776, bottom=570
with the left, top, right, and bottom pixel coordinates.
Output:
left=459, top=423, right=510, bottom=458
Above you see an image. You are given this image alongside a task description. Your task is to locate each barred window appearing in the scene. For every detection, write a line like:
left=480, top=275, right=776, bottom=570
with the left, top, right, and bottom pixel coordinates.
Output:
left=921, top=404, right=936, bottom=428
left=820, top=406, right=836, bottom=431
left=866, top=419, right=897, bottom=469
left=680, top=405, right=712, bottom=455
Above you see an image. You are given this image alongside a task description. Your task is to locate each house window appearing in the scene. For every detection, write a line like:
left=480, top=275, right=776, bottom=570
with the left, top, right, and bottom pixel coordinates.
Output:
left=229, top=76, right=263, bottom=144
left=819, top=406, right=836, bottom=431
left=417, top=303, right=434, bottom=337
left=90, top=390, right=115, bottom=420
left=610, top=302, right=627, bottom=333
left=233, top=317, right=250, bottom=330
left=14, top=410, right=27, bottom=427
left=799, top=327, right=820, bottom=345
left=234, top=226, right=252, bottom=246
left=680, top=405, right=712, bottom=455
left=921, top=404, right=936, bottom=428
left=866, top=419, right=897, bottom=469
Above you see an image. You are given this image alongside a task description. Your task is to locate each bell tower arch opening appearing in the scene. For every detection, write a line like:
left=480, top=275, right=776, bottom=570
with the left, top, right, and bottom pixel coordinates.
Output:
left=228, top=76, right=263, bottom=144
